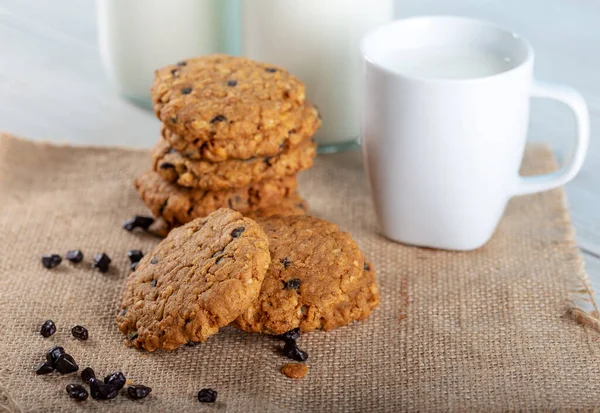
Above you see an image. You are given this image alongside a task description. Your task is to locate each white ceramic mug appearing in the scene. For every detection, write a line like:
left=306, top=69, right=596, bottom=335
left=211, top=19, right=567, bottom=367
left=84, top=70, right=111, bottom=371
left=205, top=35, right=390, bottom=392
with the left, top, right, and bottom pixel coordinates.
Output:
left=360, top=16, right=589, bottom=251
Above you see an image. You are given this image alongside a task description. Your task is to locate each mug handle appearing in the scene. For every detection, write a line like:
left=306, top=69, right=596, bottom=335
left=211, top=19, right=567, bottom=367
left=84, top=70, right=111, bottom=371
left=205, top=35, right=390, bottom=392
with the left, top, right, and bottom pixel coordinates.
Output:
left=513, top=80, right=590, bottom=196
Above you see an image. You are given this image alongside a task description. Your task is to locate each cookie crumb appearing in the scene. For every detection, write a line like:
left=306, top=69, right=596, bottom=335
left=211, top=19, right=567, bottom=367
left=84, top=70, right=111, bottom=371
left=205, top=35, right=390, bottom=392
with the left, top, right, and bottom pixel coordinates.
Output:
left=281, top=363, right=308, bottom=379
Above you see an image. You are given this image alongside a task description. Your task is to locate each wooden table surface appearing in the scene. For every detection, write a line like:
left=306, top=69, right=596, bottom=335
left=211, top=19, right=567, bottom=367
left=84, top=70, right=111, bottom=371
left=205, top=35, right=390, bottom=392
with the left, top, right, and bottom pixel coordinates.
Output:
left=2, top=1, right=599, bottom=292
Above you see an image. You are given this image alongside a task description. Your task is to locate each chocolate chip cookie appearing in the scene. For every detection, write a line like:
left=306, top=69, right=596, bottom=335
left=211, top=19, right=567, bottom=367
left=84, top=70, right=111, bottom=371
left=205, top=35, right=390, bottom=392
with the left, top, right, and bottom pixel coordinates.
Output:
left=162, top=102, right=321, bottom=162
left=116, top=209, right=270, bottom=351
left=134, top=170, right=300, bottom=227
left=234, top=216, right=380, bottom=335
left=151, top=55, right=307, bottom=142
left=152, top=139, right=316, bottom=190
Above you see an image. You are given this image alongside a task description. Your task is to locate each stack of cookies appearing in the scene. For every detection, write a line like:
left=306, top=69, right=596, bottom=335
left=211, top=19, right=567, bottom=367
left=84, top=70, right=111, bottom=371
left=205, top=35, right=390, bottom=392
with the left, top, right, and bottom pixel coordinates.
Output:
left=134, top=55, right=321, bottom=232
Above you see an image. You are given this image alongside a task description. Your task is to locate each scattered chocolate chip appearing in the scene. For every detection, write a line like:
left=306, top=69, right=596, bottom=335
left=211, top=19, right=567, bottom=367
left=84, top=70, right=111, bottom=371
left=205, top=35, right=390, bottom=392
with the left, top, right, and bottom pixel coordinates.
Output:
left=170, top=117, right=178, bottom=124
left=127, top=385, right=152, bottom=400
left=89, top=378, right=118, bottom=400
left=283, top=340, right=308, bottom=362
left=150, top=279, right=157, bottom=287
left=71, top=325, right=89, bottom=341
left=176, top=61, right=187, bottom=67
left=81, top=367, right=95, bottom=384
left=265, top=68, right=277, bottom=73
left=131, top=261, right=139, bottom=271
left=159, top=162, right=175, bottom=170
left=121, top=308, right=128, bottom=316
left=55, top=353, right=79, bottom=374
left=128, top=331, right=138, bottom=341
left=231, top=227, right=245, bottom=238
left=92, top=253, right=111, bottom=273
left=66, top=383, right=89, bottom=401
left=46, top=346, right=65, bottom=365
left=276, top=328, right=300, bottom=341
left=104, top=372, right=126, bottom=391
left=42, top=254, right=62, bottom=269
left=186, top=340, right=200, bottom=347
left=197, top=388, right=218, bottom=403
left=36, top=361, right=55, bottom=375
left=210, top=115, right=227, bottom=124
left=150, top=257, right=159, bottom=265
left=40, top=320, right=56, bottom=338
left=364, top=262, right=370, bottom=271
left=123, top=215, right=154, bottom=231
left=65, top=250, right=84, bottom=263
left=227, top=80, right=237, bottom=87
left=264, top=157, right=273, bottom=166
left=171, top=69, right=179, bottom=77
left=284, top=279, right=301, bottom=290
left=127, top=250, right=144, bottom=264
left=281, top=257, right=292, bottom=269
left=181, top=87, right=193, bottom=94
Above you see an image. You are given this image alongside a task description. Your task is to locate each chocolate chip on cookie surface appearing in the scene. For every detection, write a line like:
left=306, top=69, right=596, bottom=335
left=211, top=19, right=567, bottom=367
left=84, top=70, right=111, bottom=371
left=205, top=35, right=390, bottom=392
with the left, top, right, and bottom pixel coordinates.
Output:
left=235, top=216, right=380, bottom=335
left=116, top=209, right=270, bottom=351
left=152, top=138, right=316, bottom=190
left=151, top=55, right=306, bottom=143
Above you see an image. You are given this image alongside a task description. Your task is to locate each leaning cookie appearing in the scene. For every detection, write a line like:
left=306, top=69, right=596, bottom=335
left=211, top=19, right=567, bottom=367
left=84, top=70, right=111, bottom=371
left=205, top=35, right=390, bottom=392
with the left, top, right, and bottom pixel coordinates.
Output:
left=116, top=209, right=270, bottom=351
left=134, top=170, right=299, bottom=227
left=162, top=102, right=321, bottom=162
left=151, top=54, right=307, bottom=142
left=152, top=138, right=316, bottom=190
left=234, top=215, right=380, bottom=335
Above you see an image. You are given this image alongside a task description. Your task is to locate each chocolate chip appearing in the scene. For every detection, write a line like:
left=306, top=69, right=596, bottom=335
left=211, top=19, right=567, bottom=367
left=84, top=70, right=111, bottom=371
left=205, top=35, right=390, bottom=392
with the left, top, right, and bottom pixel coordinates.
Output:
left=123, top=215, right=154, bottom=231
left=197, top=388, right=218, bottom=403
left=66, top=384, right=88, bottom=401
left=281, top=257, right=292, bottom=269
left=127, top=385, right=152, bottom=400
left=128, top=331, right=138, bottom=341
left=127, top=250, right=144, bottom=264
left=282, top=340, right=308, bottom=362
left=46, top=346, right=65, bottom=365
left=121, top=308, right=128, bottom=316
left=231, top=227, right=245, bottom=238
left=151, top=257, right=159, bottom=265
left=364, top=262, right=370, bottom=271
left=65, top=250, right=84, bottom=263
left=210, top=115, right=227, bottom=124
left=187, top=206, right=194, bottom=215
left=104, top=371, right=126, bottom=391
left=158, top=200, right=168, bottom=215
left=159, top=162, right=175, bottom=169
left=227, top=199, right=234, bottom=209
left=92, top=253, right=111, bottom=273
left=150, top=279, right=157, bottom=287
left=227, top=80, right=237, bottom=87
left=176, top=61, right=187, bottom=67
left=265, top=68, right=277, bottom=73
left=55, top=353, right=79, bottom=374
left=35, top=361, right=55, bottom=375
left=276, top=328, right=300, bottom=341
left=288, top=129, right=297, bottom=135
left=181, top=87, right=193, bottom=94
left=89, top=378, right=118, bottom=400
left=264, top=157, right=273, bottom=166
left=41, top=254, right=62, bottom=269
left=171, top=69, right=179, bottom=77
left=283, top=279, right=301, bottom=290
left=40, top=320, right=56, bottom=338
left=71, top=325, right=89, bottom=341
left=186, top=340, right=200, bottom=347
left=81, top=367, right=95, bottom=384
left=170, top=117, right=178, bottom=124
left=131, top=261, right=139, bottom=271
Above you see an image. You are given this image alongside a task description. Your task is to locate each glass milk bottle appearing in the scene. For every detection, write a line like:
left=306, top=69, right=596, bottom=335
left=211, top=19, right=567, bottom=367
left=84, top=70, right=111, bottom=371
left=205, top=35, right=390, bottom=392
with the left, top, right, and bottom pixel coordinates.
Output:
left=242, top=0, right=394, bottom=151
left=97, top=0, right=240, bottom=107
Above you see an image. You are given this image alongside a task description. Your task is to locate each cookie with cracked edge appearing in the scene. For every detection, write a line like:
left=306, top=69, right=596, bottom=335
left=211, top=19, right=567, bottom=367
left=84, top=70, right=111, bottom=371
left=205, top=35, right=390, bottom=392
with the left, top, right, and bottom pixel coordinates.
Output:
left=116, top=208, right=270, bottom=351
left=234, top=215, right=380, bottom=335
left=162, top=102, right=320, bottom=162
left=151, top=55, right=307, bottom=142
left=134, top=170, right=299, bottom=226
left=152, top=138, right=316, bottom=190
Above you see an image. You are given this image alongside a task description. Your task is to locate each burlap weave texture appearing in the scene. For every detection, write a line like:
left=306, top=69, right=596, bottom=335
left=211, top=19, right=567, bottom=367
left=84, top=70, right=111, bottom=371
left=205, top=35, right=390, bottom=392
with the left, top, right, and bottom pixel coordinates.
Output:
left=0, top=133, right=599, bottom=412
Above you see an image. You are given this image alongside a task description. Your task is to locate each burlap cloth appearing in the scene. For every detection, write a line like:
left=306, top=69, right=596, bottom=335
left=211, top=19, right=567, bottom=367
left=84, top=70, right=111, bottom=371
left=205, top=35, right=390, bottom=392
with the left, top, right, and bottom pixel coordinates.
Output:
left=1, top=133, right=600, bottom=412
